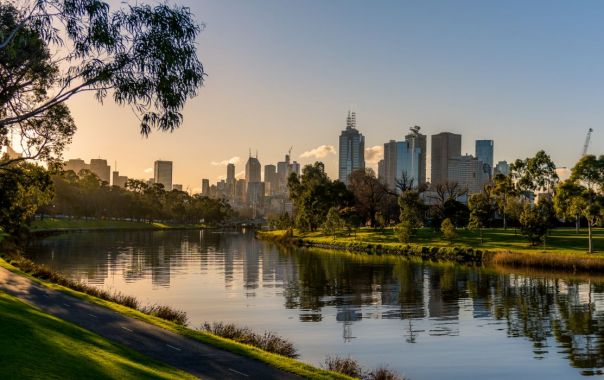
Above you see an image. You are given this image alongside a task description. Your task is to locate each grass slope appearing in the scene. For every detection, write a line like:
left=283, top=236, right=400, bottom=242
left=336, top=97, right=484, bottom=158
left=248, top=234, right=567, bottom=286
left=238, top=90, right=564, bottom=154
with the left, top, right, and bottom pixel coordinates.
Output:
left=0, top=291, right=195, bottom=380
left=0, top=259, right=352, bottom=380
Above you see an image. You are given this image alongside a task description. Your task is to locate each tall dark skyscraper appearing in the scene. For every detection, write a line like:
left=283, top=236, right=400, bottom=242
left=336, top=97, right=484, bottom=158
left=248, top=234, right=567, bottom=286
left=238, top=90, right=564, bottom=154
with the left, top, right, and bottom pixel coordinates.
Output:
left=154, top=160, right=173, bottom=190
left=430, top=132, right=461, bottom=185
left=338, top=111, right=365, bottom=185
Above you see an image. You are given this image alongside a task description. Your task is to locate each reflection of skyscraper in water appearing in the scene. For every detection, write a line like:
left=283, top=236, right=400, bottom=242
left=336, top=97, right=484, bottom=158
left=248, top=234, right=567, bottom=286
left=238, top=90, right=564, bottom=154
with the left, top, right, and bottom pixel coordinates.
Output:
left=243, top=236, right=259, bottom=293
left=151, top=246, right=171, bottom=287
left=427, top=268, right=460, bottom=336
left=394, top=263, right=426, bottom=319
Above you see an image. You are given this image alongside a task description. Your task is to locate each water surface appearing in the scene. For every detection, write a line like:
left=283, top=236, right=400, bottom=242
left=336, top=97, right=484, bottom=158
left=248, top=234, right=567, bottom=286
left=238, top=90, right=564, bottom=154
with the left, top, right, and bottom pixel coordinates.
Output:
left=24, top=230, right=604, bottom=380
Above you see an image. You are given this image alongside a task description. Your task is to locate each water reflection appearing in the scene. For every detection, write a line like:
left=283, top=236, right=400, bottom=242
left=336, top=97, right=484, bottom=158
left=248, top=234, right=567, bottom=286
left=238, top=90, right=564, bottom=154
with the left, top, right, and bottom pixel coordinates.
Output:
left=25, top=231, right=604, bottom=379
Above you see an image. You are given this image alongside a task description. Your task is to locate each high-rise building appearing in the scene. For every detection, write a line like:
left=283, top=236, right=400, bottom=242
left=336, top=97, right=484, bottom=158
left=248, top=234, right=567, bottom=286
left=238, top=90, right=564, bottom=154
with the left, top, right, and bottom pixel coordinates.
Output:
left=112, top=171, right=128, bottom=188
left=201, top=179, right=210, bottom=196
left=494, top=160, right=510, bottom=176
left=277, top=154, right=291, bottom=194
left=264, top=164, right=277, bottom=196
left=64, top=158, right=88, bottom=175
left=227, top=163, right=235, bottom=184
left=89, top=159, right=110, bottom=184
left=172, top=184, right=183, bottom=191
left=338, top=111, right=365, bottom=185
left=154, top=160, right=173, bottom=190
left=245, top=153, right=262, bottom=205
left=475, top=140, right=494, bottom=178
left=431, top=132, right=462, bottom=186
left=290, top=161, right=300, bottom=177
left=382, top=140, right=421, bottom=191
left=377, top=159, right=385, bottom=183
left=405, top=129, right=427, bottom=186
left=447, top=155, right=490, bottom=194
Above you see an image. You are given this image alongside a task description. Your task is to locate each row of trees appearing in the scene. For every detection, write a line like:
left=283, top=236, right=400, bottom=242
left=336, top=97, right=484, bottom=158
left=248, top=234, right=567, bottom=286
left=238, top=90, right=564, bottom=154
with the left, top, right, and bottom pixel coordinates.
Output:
left=287, top=150, right=604, bottom=253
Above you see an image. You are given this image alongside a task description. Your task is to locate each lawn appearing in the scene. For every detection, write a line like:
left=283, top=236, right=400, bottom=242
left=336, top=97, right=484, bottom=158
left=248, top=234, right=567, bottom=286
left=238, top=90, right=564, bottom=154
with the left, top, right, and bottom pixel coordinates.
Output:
left=0, top=291, right=195, bottom=379
left=266, top=227, right=604, bottom=257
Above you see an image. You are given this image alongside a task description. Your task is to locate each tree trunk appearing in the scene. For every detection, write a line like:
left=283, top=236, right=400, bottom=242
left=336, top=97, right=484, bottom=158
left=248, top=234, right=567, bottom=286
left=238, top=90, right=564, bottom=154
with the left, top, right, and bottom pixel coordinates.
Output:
left=588, top=221, right=593, bottom=254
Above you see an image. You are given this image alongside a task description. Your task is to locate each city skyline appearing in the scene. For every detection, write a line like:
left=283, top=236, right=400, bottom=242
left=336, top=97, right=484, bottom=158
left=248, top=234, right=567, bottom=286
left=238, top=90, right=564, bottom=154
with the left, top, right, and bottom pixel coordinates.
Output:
left=60, top=0, right=603, bottom=190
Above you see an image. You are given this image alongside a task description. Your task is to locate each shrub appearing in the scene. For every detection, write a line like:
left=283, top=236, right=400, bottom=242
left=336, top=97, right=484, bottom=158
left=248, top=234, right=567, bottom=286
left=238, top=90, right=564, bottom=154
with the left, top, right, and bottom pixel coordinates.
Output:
left=200, top=321, right=298, bottom=358
left=441, top=218, right=456, bottom=243
left=322, top=356, right=406, bottom=380
left=394, top=221, right=413, bottom=243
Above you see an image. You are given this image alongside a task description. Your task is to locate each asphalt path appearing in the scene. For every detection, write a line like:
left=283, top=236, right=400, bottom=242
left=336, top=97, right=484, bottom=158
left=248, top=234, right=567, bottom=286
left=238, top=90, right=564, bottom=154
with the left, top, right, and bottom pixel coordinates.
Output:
left=0, top=266, right=302, bottom=380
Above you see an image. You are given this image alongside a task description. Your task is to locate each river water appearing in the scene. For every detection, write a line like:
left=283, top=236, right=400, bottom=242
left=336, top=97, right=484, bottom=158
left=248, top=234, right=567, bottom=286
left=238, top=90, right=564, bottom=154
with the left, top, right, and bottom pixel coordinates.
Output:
left=24, top=230, right=604, bottom=379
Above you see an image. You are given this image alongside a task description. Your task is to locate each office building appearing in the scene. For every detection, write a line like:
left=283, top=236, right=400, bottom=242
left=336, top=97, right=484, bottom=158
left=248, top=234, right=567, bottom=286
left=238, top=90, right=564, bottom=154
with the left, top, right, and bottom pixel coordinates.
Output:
left=405, top=128, right=427, bottom=186
left=112, top=171, right=128, bottom=188
left=494, top=160, right=510, bottom=176
left=245, top=153, right=262, bottom=205
left=172, top=184, right=183, bottom=191
left=431, top=132, right=461, bottom=186
left=382, top=139, right=421, bottom=191
left=264, top=164, right=277, bottom=196
left=154, top=160, right=173, bottom=190
left=90, top=159, right=111, bottom=184
left=64, top=159, right=88, bottom=175
left=447, top=155, right=490, bottom=194
left=475, top=140, right=494, bottom=178
left=338, top=111, right=365, bottom=185
left=201, top=179, right=210, bottom=196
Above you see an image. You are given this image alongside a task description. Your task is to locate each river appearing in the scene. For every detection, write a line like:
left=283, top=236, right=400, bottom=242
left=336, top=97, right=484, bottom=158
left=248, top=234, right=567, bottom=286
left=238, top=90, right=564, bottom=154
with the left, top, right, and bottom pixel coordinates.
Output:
left=24, top=230, right=604, bottom=379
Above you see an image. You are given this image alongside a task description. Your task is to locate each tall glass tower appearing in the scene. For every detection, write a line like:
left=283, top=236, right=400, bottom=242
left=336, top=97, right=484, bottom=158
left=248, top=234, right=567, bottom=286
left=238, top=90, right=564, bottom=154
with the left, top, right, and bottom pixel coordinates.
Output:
left=338, top=111, right=365, bottom=185
left=475, top=140, right=494, bottom=178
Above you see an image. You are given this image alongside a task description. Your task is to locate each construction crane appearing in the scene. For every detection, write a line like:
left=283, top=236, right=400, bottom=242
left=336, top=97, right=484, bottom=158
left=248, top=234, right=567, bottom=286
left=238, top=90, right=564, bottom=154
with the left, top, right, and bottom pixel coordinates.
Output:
left=582, top=128, right=594, bottom=156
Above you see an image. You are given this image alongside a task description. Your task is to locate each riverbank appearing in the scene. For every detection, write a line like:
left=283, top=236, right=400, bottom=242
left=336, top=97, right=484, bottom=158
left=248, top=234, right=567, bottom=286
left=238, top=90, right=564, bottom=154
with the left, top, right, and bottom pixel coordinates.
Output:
left=30, top=218, right=207, bottom=233
left=0, top=256, right=351, bottom=380
left=258, top=228, right=604, bottom=272
left=0, top=290, right=196, bottom=379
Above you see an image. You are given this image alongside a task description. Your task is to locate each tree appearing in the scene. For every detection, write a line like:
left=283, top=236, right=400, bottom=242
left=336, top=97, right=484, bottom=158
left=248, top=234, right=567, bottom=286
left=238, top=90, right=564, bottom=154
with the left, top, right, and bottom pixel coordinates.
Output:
left=322, top=207, right=344, bottom=237
left=347, top=169, right=387, bottom=227
left=511, top=150, right=559, bottom=197
left=468, top=192, right=495, bottom=244
left=519, top=198, right=557, bottom=246
left=440, top=218, right=456, bottom=243
left=428, top=181, right=468, bottom=227
left=554, top=155, right=604, bottom=253
left=395, top=220, right=413, bottom=243
left=492, top=173, right=516, bottom=229
left=398, top=190, right=425, bottom=230
left=288, top=162, right=354, bottom=231
left=1, top=1, right=205, bottom=168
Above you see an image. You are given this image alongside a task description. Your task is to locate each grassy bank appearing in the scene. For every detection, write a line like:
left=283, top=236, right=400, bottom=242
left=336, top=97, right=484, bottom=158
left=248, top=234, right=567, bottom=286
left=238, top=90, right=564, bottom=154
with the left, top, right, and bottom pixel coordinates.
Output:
left=30, top=218, right=205, bottom=232
left=258, top=227, right=604, bottom=271
left=0, top=290, right=195, bottom=379
left=0, top=258, right=352, bottom=380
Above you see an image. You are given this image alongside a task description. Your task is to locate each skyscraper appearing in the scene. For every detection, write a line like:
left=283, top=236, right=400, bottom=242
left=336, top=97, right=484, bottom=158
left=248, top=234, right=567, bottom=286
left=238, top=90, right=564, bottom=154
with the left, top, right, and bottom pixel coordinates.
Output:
left=405, top=128, right=427, bottom=186
left=64, top=158, right=88, bottom=175
left=227, top=163, right=236, bottom=200
left=264, top=164, right=277, bottom=196
left=494, top=160, right=510, bottom=176
left=201, top=179, right=210, bottom=195
left=154, top=160, right=173, bottom=190
left=475, top=140, right=494, bottom=177
left=338, top=111, right=365, bottom=185
left=112, top=171, right=128, bottom=188
left=245, top=153, right=262, bottom=205
left=89, top=159, right=110, bottom=184
left=382, top=139, right=420, bottom=191
left=448, top=155, right=490, bottom=194
left=431, top=132, right=462, bottom=185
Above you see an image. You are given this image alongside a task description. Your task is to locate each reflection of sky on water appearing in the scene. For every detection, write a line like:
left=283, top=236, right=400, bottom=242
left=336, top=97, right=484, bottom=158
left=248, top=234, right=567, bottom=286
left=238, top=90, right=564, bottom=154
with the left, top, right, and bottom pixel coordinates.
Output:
left=26, top=230, right=604, bottom=380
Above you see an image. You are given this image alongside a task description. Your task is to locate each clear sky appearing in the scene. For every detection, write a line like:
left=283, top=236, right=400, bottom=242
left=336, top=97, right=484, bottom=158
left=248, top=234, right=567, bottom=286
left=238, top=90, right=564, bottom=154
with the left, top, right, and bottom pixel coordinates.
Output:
left=64, top=0, right=604, bottom=192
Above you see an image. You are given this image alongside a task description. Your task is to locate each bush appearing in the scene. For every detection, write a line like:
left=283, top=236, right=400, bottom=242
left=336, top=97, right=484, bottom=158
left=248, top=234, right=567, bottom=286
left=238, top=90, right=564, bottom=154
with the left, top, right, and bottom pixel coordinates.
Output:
left=394, top=221, right=413, bottom=243
left=200, top=321, right=298, bottom=358
left=322, top=356, right=406, bottom=380
left=441, top=218, right=456, bottom=243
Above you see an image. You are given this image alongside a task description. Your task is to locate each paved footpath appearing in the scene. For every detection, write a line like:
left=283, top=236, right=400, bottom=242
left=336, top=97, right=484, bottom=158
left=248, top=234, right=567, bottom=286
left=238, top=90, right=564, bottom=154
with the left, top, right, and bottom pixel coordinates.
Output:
left=0, top=266, right=302, bottom=380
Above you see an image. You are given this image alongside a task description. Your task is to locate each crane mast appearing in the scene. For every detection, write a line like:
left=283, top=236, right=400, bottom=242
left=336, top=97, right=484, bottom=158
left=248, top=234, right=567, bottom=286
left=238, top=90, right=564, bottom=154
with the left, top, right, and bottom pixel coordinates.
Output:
left=582, top=128, right=593, bottom=156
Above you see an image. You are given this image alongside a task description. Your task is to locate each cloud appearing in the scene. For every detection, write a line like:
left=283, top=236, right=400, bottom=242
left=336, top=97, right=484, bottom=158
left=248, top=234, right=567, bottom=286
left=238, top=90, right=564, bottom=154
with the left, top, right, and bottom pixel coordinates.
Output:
left=143, top=167, right=153, bottom=174
left=299, top=145, right=336, bottom=159
left=211, top=156, right=240, bottom=166
left=364, top=145, right=383, bottom=165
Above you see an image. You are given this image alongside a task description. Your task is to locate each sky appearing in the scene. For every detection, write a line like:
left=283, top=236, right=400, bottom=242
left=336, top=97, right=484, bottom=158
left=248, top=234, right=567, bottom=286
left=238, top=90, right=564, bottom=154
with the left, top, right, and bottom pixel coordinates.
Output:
left=63, top=0, right=604, bottom=192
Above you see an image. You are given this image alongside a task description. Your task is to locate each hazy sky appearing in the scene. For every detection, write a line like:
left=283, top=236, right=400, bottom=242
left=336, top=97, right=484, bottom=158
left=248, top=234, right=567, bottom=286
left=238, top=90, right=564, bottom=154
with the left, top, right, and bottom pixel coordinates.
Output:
left=64, top=0, right=604, bottom=191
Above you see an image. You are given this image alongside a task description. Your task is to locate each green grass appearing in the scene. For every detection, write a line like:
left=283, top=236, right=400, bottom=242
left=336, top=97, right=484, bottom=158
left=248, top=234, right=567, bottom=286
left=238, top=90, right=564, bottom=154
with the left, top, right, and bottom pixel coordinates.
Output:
left=0, top=259, right=353, bottom=380
left=0, top=291, right=195, bottom=380
left=30, top=218, right=205, bottom=232
left=264, top=227, right=604, bottom=257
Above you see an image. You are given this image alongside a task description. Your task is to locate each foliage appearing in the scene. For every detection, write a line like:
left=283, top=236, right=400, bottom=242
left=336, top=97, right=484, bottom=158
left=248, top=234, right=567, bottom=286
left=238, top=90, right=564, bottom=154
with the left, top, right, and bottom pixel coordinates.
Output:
left=322, top=356, right=405, bottom=380
left=288, top=162, right=354, bottom=231
left=519, top=199, right=557, bottom=246
left=200, top=322, right=298, bottom=358
left=468, top=191, right=496, bottom=243
left=268, top=212, right=293, bottom=230
left=511, top=150, right=559, bottom=195
left=395, top=220, right=414, bottom=243
left=398, top=190, right=425, bottom=229
left=440, top=218, right=456, bottom=243
left=348, top=169, right=388, bottom=227
left=492, top=173, right=517, bottom=229
left=427, top=181, right=468, bottom=227
left=323, top=207, right=345, bottom=237
left=0, top=161, right=52, bottom=235
left=39, top=170, right=233, bottom=225
left=0, top=0, right=205, bottom=138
